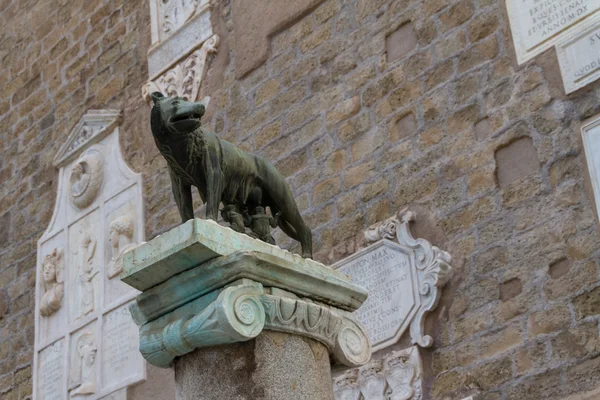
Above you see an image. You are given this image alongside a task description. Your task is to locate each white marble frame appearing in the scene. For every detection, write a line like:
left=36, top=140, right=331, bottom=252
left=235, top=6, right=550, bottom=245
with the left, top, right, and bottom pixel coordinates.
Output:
left=582, top=115, right=600, bottom=222
left=34, top=111, right=146, bottom=400
left=506, top=0, right=600, bottom=65
left=333, top=211, right=453, bottom=352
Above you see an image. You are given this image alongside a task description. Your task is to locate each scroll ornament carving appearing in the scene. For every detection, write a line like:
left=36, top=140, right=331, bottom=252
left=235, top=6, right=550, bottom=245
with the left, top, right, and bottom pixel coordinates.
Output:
left=364, top=210, right=452, bottom=348
left=333, top=347, right=422, bottom=400
left=107, top=215, right=138, bottom=279
left=142, top=35, right=219, bottom=104
left=69, top=153, right=104, bottom=210
left=69, top=332, right=98, bottom=396
left=40, top=249, right=64, bottom=317
left=137, top=281, right=371, bottom=369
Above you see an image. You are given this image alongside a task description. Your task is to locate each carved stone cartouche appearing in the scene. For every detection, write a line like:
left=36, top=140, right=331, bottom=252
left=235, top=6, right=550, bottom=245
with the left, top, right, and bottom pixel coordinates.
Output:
left=149, top=92, right=313, bottom=258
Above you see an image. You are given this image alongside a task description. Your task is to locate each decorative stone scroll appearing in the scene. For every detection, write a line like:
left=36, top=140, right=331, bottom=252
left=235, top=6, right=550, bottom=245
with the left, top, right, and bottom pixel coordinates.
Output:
left=136, top=276, right=370, bottom=369
left=333, top=346, right=422, bottom=400
left=506, top=0, right=600, bottom=64
left=34, top=110, right=146, bottom=400
left=333, top=211, right=453, bottom=352
left=557, top=14, right=600, bottom=93
left=122, top=219, right=372, bottom=371
left=582, top=115, right=600, bottom=221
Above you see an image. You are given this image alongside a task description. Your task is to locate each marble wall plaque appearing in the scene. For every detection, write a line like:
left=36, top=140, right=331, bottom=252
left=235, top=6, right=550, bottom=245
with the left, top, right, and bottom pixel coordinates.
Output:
left=557, top=14, right=600, bottom=93
left=102, top=303, right=143, bottom=390
left=582, top=116, right=600, bottom=221
left=333, top=211, right=452, bottom=352
left=335, top=241, right=416, bottom=350
left=38, top=340, right=66, bottom=400
left=506, top=0, right=600, bottom=64
left=34, top=111, right=146, bottom=400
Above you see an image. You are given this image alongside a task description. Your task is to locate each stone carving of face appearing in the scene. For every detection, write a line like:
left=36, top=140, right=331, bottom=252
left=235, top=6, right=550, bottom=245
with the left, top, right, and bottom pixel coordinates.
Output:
left=70, top=162, right=89, bottom=197
left=80, top=338, right=97, bottom=367
left=109, top=215, right=134, bottom=254
left=43, top=259, right=56, bottom=283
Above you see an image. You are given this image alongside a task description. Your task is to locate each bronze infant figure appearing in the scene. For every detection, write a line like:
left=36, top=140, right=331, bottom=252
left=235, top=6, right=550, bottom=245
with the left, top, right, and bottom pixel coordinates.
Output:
left=149, top=92, right=313, bottom=258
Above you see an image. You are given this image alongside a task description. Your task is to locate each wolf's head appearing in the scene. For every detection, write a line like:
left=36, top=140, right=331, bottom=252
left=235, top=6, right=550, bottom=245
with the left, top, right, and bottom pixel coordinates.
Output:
left=150, top=92, right=206, bottom=139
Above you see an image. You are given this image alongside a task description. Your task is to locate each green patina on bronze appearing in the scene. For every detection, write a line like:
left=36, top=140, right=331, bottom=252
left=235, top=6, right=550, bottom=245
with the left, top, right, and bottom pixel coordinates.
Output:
left=149, top=92, right=313, bottom=258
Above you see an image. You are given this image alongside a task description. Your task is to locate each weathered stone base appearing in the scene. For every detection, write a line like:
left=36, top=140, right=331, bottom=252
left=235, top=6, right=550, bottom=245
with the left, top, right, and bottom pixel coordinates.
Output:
left=174, top=331, right=333, bottom=400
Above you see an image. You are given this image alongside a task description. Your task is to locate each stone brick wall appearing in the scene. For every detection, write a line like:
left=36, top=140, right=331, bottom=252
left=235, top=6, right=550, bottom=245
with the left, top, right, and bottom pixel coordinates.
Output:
left=1, top=0, right=600, bottom=399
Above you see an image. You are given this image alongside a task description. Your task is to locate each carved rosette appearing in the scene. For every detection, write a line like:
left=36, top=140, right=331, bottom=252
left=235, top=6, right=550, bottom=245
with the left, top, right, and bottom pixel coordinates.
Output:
left=333, top=347, right=422, bottom=400
left=137, top=281, right=371, bottom=369
left=68, top=152, right=104, bottom=210
left=142, top=35, right=219, bottom=104
left=364, top=210, right=453, bottom=348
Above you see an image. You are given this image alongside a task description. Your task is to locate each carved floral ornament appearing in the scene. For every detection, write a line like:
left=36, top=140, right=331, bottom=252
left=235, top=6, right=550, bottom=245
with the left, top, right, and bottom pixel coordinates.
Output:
left=333, top=346, right=422, bottom=400
left=142, top=35, right=219, bottom=104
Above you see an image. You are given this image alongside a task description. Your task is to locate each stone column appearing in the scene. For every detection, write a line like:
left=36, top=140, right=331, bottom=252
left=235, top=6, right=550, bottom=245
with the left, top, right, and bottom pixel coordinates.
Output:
left=120, top=219, right=371, bottom=400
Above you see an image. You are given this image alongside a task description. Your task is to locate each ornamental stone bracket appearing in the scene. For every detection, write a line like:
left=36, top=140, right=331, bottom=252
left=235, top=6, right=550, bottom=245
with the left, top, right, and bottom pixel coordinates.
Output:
left=333, top=210, right=453, bottom=352
left=144, top=0, right=218, bottom=104
left=333, top=346, right=423, bottom=400
left=121, top=219, right=372, bottom=370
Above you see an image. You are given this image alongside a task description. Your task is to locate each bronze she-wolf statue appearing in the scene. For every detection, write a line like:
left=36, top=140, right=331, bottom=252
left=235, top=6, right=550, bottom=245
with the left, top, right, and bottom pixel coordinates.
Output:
left=149, top=92, right=313, bottom=258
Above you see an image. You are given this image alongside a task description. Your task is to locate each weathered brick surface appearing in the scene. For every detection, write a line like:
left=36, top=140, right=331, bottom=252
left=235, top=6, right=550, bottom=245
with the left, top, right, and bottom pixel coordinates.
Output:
left=0, top=0, right=153, bottom=398
left=1, top=0, right=600, bottom=399
left=210, top=0, right=600, bottom=399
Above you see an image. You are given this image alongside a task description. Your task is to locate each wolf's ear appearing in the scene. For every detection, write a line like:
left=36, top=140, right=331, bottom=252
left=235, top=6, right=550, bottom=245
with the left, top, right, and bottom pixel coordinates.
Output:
left=151, top=92, right=165, bottom=105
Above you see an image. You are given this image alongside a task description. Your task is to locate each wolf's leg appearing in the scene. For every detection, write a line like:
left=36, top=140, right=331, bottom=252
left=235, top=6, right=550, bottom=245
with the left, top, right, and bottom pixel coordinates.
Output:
left=204, top=147, right=224, bottom=221
left=169, top=169, right=194, bottom=222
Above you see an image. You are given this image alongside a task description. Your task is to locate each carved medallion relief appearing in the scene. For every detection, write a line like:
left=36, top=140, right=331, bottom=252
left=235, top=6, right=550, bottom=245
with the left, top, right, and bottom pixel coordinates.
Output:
left=69, top=152, right=104, bottom=210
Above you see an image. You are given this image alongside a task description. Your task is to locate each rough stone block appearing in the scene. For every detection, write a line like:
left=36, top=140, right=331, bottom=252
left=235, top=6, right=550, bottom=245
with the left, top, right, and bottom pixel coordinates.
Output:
left=386, top=23, right=417, bottom=62
left=495, top=137, right=539, bottom=188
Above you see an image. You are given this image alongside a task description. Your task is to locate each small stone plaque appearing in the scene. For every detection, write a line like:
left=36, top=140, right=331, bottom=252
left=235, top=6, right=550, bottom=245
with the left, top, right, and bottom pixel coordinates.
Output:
left=37, top=340, right=65, bottom=400
left=582, top=116, right=600, bottom=221
left=506, top=0, right=600, bottom=64
left=557, top=15, right=600, bottom=93
left=334, top=241, right=416, bottom=351
left=102, top=303, right=144, bottom=389
left=333, top=211, right=453, bottom=352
